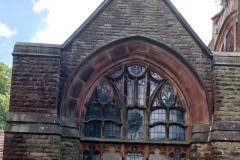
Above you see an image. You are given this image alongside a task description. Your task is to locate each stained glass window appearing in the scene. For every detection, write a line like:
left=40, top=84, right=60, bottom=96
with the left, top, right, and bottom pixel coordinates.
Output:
left=96, top=81, right=112, bottom=103
left=150, top=80, right=158, bottom=96
left=161, top=85, right=175, bottom=107
left=226, top=27, right=234, bottom=52
left=127, top=79, right=135, bottom=105
left=128, top=65, right=145, bottom=77
left=149, top=125, right=166, bottom=140
left=170, top=149, right=186, bottom=160
left=137, top=79, right=145, bottom=106
left=126, top=152, right=144, bottom=160
left=150, top=109, right=166, bottom=124
left=127, top=109, right=144, bottom=140
left=104, top=122, right=120, bottom=139
left=103, top=104, right=120, bottom=122
left=84, top=121, right=101, bottom=138
left=83, top=150, right=100, bottom=160
left=169, top=125, right=185, bottom=141
left=84, top=80, right=121, bottom=138
left=85, top=104, right=102, bottom=121
left=169, top=110, right=184, bottom=124
left=83, top=64, right=187, bottom=158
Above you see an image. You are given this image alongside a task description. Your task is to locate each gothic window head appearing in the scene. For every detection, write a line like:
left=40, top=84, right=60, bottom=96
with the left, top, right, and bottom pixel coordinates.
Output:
left=81, top=64, right=188, bottom=159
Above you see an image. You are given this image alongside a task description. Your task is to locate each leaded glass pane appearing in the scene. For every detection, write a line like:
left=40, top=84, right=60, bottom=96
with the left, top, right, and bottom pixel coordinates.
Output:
left=85, top=104, right=102, bottom=121
left=127, top=110, right=144, bottom=140
left=103, top=104, right=120, bottom=122
left=170, top=149, right=186, bottom=160
left=150, top=71, right=163, bottom=81
left=150, top=80, right=158, bottom=96
left=175, top=98, right=183, bottom=108
left=127, top=79, right=135, bottom=105
left=114, top=80, right=122, bottom=93
left=161, top=85, right=175, bottom=107
left=169, top=125, right=184, bottom=141
left=128, top=65, right=145, bottom=77
left=170, top=110, right=184, bottom=124
left=150, top=109, right=166, bottom=124
left=84, top=121, right=101, bottom=138
left=152, top=97, right=162, bottom=107
left=137, top=79, right=145, bottom=106
left=83, top=150, right=100, bottom=160
left=104, top=122, right=120, bottom=139
left=96, top=81, right=111, bottom=103
left=149, top=125, right=166, bottom=140
left=126, top=152, right=144, bottom=160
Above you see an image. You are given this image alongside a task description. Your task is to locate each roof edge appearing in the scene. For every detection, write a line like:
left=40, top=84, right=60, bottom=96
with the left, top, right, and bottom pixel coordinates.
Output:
left=15, top=42, right=61, bottom=48
left=62, top=0, right=113, bottom=48
left=164, top=0, right=213, bottom=59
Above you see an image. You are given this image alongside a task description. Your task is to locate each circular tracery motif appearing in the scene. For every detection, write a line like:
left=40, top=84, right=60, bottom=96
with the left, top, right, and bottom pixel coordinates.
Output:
left=96, top=81, right=112, bottom=103
left=161, top=84, right=175, bottom=107
left=128, top=65, right=145, bottom=77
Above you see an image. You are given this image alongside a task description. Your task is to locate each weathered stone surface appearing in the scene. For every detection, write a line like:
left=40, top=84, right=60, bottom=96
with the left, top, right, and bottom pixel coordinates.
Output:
left=10, top=51, right=60, bottom=113
left=190, top=144, right=213, bottom=160
left=212, top=142, right=240, bottom=160
left=60, top=0, right=212, bottom=108
left=3, top=134, right=61, bottom=160
left=61, top=138, right=80, bottom=160
left=3, top=0, right=240, bottom=159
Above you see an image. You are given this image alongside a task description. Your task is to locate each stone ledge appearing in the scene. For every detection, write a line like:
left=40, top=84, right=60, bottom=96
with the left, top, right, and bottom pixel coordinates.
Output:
left=210, top=131, right=240, bottom=142
left=6, top=114, right=81, bottom=137
left=5, top=122, right=61, bottom=135
left=213, top=52, right=240, bottom=66
left=13, top=52, right=61, bottom=58
left=213, top=122, right=240, bottom=131
left=13, top=42, right=61, bottom=57
left=61, top=117, right=79, bottom=128
left=7, top=113, right=59, bottom=124
left=62, top=126, right=80, bottom=138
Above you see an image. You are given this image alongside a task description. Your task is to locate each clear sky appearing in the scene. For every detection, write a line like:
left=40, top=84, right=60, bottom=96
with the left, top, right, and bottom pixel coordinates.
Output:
left=0, top=0, right=221, bottom=66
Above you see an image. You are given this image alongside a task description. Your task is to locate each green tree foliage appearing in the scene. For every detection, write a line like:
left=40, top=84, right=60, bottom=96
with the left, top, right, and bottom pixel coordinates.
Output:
left=0, top=62, right=11, bottom=129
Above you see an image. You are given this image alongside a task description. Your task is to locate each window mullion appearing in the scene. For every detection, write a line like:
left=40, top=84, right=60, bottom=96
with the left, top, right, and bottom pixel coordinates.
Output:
left=166, top=106, right=170, bottom=141
left=145, top=72, right=150, bottom=141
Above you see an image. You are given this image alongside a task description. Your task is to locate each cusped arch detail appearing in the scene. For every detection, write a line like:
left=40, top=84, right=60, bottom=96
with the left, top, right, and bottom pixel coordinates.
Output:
left=61, top=36, right=210, bottom=126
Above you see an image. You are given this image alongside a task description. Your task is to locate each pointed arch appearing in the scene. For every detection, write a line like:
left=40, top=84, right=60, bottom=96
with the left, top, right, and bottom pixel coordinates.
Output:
left=61, top=36, right=210, bottom=127
left=214, top=11, right=238, bottom=51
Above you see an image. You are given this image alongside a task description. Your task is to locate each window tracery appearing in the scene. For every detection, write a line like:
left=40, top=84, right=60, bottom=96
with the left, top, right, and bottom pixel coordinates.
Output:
left=82, top=64, right=188, bottom=159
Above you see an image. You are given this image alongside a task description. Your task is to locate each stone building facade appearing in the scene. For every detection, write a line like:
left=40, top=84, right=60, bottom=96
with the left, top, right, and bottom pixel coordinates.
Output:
left=3, top=0, right=240, bottom=159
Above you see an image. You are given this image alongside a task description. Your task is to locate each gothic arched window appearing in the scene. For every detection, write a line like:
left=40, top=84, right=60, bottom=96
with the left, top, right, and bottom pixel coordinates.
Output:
left=82, top=64, right=187, bottom=159
left=226, top=26, right=234, bottom=52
